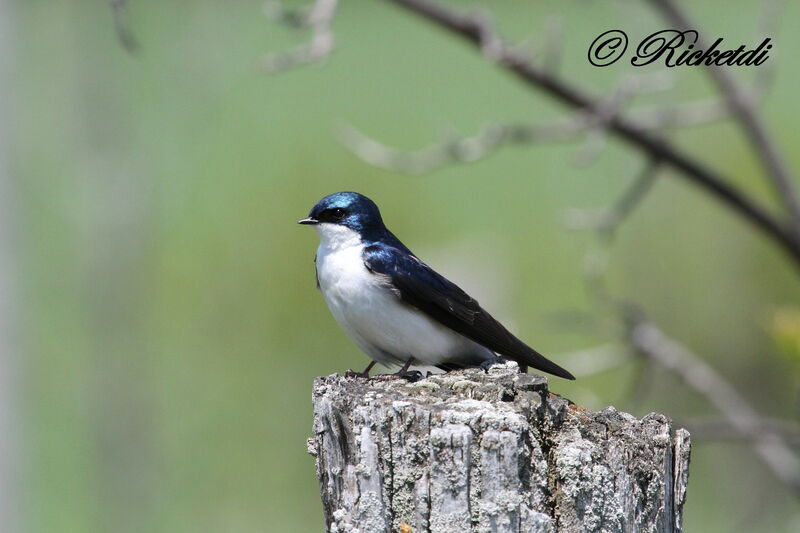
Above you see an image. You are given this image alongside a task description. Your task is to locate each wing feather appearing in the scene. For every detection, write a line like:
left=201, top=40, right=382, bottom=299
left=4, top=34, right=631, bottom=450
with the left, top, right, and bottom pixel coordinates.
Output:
left=363, top=244, right=575, bottom=380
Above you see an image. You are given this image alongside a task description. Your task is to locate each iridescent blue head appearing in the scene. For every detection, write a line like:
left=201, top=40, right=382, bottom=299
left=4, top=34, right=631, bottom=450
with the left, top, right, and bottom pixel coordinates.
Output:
left=299, top=192, right=386, bottom=240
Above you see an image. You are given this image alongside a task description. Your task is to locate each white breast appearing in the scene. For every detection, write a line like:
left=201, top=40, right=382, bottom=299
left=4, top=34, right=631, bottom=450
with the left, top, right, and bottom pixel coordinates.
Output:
left=314, top=224, right=492, bottom=369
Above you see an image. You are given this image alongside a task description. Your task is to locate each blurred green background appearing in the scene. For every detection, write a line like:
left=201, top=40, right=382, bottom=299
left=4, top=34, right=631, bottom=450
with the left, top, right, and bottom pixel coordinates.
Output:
left=4, top=0, right=800, bottom=531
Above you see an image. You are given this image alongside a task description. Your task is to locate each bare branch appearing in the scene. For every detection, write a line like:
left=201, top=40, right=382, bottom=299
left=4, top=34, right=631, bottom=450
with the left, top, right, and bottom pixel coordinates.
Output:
left=605, top=68, right=774, bottom=130
left=384, top=0, right=800, bottom=268
left=339, top=97, right=735, bottom=175
left=564, top=156, right=800, bottom=493
left=338, top=70, right=728, bottom=176
left=540, top=16, right=564, bottom=74
left=751, top=0, right=786, bottom=101
left=339, top=103, right=733, bottom=180
left=651, top=0, right=800, bottom=232
left=337, top=117, right=592, bottom=174
left=509, top=16, right=566, bottom=74
left=633, top=98, right=730, bottom=130
left=579, top=159, right=661, bottom=238
left=571, top=73, right=672, bottom=166
left=109, top=0, right=138, bottom=53
left=626, top=309, right=800, bottom=495
left=261, top=0, right=338, bottom=72
left=339, top=54, right=782, bottom=175
left=564, top=159, right=661, bottom=303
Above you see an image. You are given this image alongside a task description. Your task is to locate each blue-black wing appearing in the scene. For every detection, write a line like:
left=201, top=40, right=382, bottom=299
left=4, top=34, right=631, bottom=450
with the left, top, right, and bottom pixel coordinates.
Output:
left=363, top=244, right=575, bottom=380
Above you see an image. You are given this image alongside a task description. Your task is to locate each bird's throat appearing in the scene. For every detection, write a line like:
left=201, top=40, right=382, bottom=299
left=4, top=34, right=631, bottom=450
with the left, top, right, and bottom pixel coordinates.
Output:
left=315, top=223, right=362, bottom=252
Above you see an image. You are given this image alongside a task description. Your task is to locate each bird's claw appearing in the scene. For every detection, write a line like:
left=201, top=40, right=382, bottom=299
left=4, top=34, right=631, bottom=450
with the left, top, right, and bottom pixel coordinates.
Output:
left=398, top=370, right=424, bottom=383
left=479, top=356, right=508, bottom=371
left=372, top=370, right=424, bottom=383
left=344, top=369, right=370, bottom=379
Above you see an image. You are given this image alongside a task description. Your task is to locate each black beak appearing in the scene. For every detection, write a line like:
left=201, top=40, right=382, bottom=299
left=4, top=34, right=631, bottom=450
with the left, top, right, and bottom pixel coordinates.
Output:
left=298, top=217, right=319, bottom=225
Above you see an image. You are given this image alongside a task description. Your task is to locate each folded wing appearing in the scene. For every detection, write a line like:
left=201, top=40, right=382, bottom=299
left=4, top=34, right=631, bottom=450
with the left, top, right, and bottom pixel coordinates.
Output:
left=363, top=244, right=575, bottom=380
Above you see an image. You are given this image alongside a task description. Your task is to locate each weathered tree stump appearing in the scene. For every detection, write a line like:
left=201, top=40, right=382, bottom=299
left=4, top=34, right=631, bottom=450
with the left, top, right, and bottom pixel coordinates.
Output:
left=308, top=362, right=691, bottom=533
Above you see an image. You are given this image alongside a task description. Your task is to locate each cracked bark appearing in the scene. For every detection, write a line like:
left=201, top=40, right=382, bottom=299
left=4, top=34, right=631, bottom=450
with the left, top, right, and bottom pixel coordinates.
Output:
left=309, top=362, right=691, bottom=533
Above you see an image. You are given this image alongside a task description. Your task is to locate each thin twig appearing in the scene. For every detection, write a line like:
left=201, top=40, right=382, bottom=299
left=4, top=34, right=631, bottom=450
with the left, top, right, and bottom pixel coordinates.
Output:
left=339, top=97, right=734, bottom=175
left=591, top=159, right=661, bottom=239
left=109, top=0, right=138, bottom=53
left=384, top=0, right=800, bottom=267
left=338, top=117, right=592, bottom=174
left=339, top=70, right=729, bottom=175
left=632, top=98, right=729, bottom=130
left=262, top=0, right=338, bottom=72
left=651, top=0, right=800, bottom=233
left=571, top=74, right=671, bottom=166
left=750, top=0, right=785, bottom=101
left=564, top=159, right=661, bottom=302
left=541, top=17, right=564, bottom=74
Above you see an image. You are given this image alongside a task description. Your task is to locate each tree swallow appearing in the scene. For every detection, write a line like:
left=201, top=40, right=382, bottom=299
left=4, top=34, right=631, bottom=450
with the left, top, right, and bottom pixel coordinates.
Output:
left=299, top=191, right=575, bottom=380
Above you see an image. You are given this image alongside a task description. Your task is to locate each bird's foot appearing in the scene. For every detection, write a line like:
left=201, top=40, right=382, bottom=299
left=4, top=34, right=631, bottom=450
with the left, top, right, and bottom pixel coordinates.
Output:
left=372, top=370, right=424, bottom=383
left=344, top=369, right=370, bottom=379
left=396, top=369, right=423, bottom=382
left=344, top=361, right=376, bottom=379
left=479, top=356, right=508, bottom=372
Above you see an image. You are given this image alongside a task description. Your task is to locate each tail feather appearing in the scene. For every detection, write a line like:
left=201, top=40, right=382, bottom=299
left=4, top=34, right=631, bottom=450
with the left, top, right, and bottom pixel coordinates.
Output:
left=436, top=350, right=575, bottom=380
left=510, top=347, right=575, bottom=380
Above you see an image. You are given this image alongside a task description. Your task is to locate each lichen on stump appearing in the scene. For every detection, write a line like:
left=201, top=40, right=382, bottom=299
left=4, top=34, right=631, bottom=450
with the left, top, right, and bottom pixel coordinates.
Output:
left=308, top=362, right=690, bottom=533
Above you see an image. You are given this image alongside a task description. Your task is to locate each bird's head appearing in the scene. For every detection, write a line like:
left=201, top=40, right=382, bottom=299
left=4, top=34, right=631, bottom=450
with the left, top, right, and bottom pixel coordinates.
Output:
left=299, top=192, right=386, bottom=246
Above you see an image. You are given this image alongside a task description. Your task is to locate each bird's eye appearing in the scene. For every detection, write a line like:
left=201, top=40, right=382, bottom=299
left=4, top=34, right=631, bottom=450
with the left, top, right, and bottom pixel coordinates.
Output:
left=330, top=208, right=346, bottom=220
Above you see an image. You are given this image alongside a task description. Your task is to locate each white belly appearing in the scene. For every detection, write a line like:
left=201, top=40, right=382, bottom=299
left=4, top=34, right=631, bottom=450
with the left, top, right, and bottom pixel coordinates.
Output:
left=315, top=236, right=492, bottom=369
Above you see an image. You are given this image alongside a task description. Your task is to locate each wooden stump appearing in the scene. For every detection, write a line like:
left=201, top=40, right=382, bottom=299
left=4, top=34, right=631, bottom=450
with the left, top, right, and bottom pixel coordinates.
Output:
left=308, top=362, right=691, bottom=533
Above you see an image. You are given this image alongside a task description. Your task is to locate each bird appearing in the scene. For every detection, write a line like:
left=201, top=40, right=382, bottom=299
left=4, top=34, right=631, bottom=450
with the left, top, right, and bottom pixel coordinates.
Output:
left=298, top=191, right=575, bottom=380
